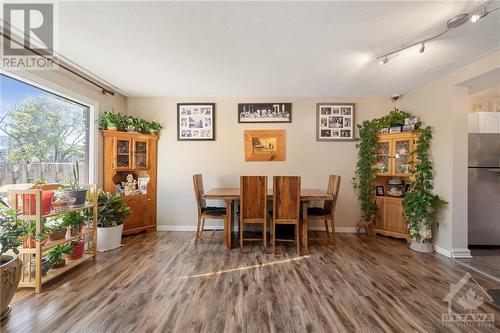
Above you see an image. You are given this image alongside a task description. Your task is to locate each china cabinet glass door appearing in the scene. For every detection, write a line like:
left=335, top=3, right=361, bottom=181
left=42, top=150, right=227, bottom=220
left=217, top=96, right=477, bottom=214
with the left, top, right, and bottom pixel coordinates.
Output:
left=375, top=141, right=391, bottom=175
left=133, top=139, right=148, bottom=169
left=115, top=139, right=131, bottom=169
left=393, top=139, right=412, bottom=176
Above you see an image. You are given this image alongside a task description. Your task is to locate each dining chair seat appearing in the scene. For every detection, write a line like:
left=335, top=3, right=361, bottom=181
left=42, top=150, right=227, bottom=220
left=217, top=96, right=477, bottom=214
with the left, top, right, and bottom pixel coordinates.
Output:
left=307, top=207, right=329, bottom=216
left=202, top=207, right=227, bottom=215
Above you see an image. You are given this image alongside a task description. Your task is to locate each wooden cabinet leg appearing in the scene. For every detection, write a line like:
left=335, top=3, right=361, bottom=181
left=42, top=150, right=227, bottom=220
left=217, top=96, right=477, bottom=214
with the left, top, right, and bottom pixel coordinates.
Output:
left=302, top=201, right=309, bottom=251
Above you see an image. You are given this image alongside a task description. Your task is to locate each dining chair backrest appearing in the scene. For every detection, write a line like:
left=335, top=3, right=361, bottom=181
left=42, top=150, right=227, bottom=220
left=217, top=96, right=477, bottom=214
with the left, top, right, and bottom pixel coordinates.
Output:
left=193, top=174, right=206, bottom=214
left=273, top=176, right=301, bottom=221
left=240, top=176, right=268, bottom=221
left=324, top=175, right=341, bottom=214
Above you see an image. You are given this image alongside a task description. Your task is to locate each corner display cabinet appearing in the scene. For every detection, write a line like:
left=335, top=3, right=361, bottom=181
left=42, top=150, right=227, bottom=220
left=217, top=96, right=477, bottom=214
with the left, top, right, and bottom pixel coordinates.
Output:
left=103, top=130, right=158, bottom=235
left=370, top=132, right=418, bottom=242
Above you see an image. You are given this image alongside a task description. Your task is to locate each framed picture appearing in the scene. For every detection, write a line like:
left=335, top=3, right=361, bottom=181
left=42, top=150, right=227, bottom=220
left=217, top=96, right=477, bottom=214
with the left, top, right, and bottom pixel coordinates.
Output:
left=316, top=103, right=355, bottom=141
left=177, top=103, right=215, bottom=141
left=376, top=186, right=385, bottom=196
left=138, top=177, right=149, bottom=194
left=238, top=103, right=291, bottom=123
left=389, top=126, right=402, bottom=134
left=244, top=129, right=285, bottom=161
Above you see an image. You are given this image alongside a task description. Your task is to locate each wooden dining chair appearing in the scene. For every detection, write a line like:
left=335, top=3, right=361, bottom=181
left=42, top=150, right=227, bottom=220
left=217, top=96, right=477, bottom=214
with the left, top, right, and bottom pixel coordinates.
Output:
left=272, top=176, right=301, bottom=255
left=193, top=174, right=227, bottom=242
left=239, top=176, right=268, bottom=252
left=307, top=175, right=341, bottom=244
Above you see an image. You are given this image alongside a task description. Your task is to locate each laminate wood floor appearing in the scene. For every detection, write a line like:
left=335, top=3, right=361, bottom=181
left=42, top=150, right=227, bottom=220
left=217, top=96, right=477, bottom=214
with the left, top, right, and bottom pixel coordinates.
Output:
left=2, top=232, right=500, bottom=333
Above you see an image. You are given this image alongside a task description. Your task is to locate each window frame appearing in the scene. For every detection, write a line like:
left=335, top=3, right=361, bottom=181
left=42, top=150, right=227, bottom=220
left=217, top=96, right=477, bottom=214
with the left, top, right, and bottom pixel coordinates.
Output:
left=0, top=71, right=98, bottom=185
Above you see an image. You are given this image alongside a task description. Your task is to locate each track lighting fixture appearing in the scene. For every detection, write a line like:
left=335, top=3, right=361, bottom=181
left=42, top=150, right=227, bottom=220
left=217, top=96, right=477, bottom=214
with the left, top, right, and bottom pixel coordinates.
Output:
left=375, top=0, right=497, bottom=65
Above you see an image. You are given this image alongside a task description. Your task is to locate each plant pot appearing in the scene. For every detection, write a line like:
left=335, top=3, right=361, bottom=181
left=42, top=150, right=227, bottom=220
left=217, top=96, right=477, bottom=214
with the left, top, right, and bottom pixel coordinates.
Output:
left=64, top=188, right=88, bottom=206
left=51, top=261, right=66, bottom=269
left=29, top=258, right=51, bottom=276
left=409, top=239, right=434, bottom=253
left=23, top=191, right=54, bottom=215
left=65, top=241, right=84, bottom=260
left=149, top=129, right=157, bottom=135
left=106, top=122, right=118, bottom=131
left=126, top=125, right=137, bottom=132
left=48, top=229, right=66, bottom=241
left=52, top=200, right=69, bottom=213
left=0, top=255, right=22, bottom=320
left=23, top=236, right=48, bottom=249
left=97, top=224, right=124, bottom=252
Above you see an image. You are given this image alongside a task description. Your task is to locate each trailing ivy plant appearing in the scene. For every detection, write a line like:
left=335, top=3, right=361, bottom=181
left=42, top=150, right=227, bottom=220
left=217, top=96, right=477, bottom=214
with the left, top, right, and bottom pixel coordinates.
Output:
left=402, top=127, right=447, bottom=241
left=353, top=108, right=414, bottom=219
left=353, top=108, right=444, bottom=240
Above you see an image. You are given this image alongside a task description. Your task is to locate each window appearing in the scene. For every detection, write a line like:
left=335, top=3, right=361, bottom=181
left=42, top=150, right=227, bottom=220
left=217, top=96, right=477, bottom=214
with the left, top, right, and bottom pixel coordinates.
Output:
left=0, top=74, right=90, bottom=187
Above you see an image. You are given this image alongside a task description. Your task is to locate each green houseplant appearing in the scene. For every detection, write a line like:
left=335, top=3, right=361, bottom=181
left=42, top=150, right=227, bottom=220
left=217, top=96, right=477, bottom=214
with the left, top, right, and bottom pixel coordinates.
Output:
left=96, top=190, right=131, bottom=252
left=62, top=211, right=86, bottom=237
left=46, top=217, right=66, bottom=241
left=97, top=111, right=119, bottom=130
left=64, top=162, right=88, bottom=206
left=353, top=109, right=445, bottom=249
left=147, top=121, right=162, bottom=135
left=402, top=126, right=447, bottom=252
left=0, top=201, right=24, bottom=319
left=45, top=243, right=73, bottom=268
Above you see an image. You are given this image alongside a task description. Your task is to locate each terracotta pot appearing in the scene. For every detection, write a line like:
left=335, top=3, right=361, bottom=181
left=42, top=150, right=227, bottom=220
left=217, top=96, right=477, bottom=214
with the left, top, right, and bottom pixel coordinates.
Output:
left=65, top=241, right=84, bottom=260
left=23, top=236, right=48, bottom=249
left=48, top=229, right=66, bottom=241
left=23, top=191, right=54, bottom=215
left=0, top=255, right=22, bottom=320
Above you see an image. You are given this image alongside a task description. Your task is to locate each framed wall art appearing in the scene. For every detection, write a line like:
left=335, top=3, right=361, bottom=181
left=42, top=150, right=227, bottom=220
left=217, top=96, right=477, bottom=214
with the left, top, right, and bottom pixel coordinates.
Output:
left=238, top=103, right=291, bottom=123
left=244, top=129, right=286, bottom=161
left=177, top=103, right=215, bottom=141
left=316, top=103, right=356, bottom=141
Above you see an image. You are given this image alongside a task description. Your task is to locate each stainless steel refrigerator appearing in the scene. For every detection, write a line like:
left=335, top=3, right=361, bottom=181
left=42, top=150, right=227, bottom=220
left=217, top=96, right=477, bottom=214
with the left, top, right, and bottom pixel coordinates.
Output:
left=468, top=133, right=500, bottom=246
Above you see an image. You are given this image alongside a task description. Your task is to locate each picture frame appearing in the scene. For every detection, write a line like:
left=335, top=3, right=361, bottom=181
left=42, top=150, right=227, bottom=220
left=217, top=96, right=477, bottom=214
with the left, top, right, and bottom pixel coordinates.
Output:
left=177, top=103, right=215, bottom=141
left=238, top=103, right=292, bottom=123
left=389, top=126, right=402, bottom=134
left=316, top=103, right=356, bottom=141
left=376, top=186, right=385, bottom=196
left=138, top=177, right=149, bottom=194
left=244, top=129, right=286, bottom=161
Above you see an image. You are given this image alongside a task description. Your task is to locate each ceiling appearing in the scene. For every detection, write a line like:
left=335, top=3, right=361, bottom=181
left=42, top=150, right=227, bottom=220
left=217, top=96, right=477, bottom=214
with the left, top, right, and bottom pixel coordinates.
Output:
left=57, top=1, right=500, bottom=97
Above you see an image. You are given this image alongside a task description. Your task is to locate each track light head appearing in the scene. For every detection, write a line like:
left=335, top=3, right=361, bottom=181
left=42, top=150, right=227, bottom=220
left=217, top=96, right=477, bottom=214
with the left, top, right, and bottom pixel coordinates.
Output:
left=419, top=42, right=425, bottom=54
left=378, top=57, right=389, bottom=65
left=471, top=9, right=489, bottom=23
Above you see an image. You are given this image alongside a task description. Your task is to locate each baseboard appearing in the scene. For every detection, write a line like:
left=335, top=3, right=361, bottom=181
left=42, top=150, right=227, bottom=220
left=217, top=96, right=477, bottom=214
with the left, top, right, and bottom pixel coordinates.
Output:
left=157, top=225, right=357, bottom=233
left=433, top=245, right=452, bottom=258
left=450, top=248, right=473, bottom=259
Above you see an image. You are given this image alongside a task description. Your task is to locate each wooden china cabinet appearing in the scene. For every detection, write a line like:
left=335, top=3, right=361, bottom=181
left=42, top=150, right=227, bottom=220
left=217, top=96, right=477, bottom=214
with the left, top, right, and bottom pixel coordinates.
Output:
left=369, top=132, right=418, bottom=242
left=103, top=130, right=158, bottom=235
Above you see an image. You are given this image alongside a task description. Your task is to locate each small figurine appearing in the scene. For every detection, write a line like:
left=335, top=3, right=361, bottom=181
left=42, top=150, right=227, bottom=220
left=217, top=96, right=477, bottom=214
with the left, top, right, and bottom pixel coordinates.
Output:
left=121, top=174, right=139, bottom=196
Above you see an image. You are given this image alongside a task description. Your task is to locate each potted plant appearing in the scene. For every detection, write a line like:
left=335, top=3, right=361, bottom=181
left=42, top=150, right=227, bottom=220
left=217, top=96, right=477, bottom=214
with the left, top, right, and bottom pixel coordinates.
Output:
left=96, top=190, right=131, bottom=252
left=124, top=116, right=138, bottom=132
left=45, top=243, right=72, bottom=269
left=64, top=162, right=88, bottom=206
left=23, top=178, right=54, bottom=215
left=29, top=257, right=51, bottom=276
left=52, top=188, right=70, bottom=213
left=46, top=217, right=66, bottom=241
left=61, top=211, right=85, bottom=238
left=22, top=222, right=49, bottom=248
left=0, top=201, right=24, bottom=319
left=402, top=127, right=447, bottom=252
left=64, top=240, right=84, bottom=260
left=97, top=111, right=119, bottom=131
left=148, top=121, right=162, bottom=135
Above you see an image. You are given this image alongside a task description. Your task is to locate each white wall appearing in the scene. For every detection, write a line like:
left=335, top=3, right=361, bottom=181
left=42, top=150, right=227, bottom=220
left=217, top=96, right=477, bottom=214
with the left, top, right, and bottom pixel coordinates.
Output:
left=128, top=97, right=393, bottom=230
left=399, top=50, right=500, bottom=257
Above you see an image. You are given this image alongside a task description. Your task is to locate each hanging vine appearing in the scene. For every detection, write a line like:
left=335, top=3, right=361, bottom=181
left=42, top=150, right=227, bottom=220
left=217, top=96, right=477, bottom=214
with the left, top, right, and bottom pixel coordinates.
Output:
left=352, top=108, right=445, bottom=240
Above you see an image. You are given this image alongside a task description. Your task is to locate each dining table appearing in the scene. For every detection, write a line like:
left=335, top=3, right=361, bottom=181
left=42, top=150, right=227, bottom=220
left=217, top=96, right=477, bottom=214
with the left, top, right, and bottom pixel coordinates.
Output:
left=202, top=188, right=333, bottom=250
